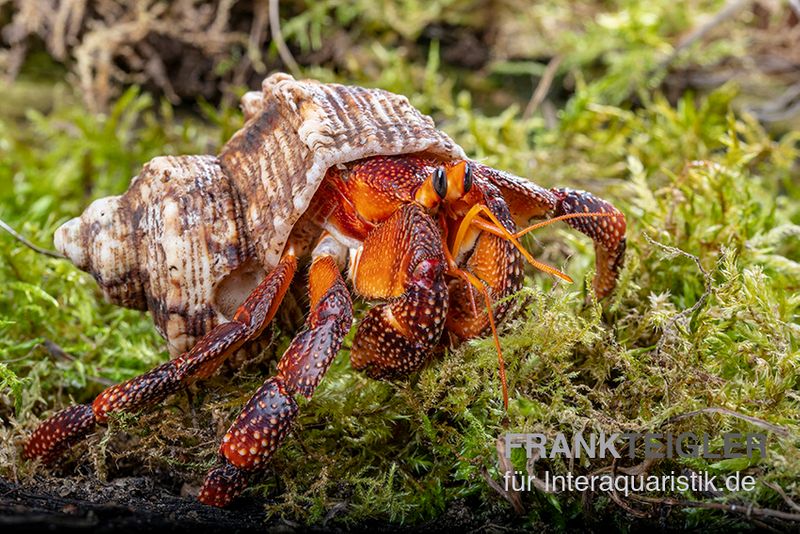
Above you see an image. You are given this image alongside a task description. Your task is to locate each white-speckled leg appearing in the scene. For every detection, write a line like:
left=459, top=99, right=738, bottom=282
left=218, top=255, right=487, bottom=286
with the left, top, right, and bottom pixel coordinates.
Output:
left=349, top=204, right=449, bottom=379
left=199, top=242, right=353, bottom=508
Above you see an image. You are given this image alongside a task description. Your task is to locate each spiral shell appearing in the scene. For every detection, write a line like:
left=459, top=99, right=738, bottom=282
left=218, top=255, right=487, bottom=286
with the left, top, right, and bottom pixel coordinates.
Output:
left=55, top=73, right=465, bottom=355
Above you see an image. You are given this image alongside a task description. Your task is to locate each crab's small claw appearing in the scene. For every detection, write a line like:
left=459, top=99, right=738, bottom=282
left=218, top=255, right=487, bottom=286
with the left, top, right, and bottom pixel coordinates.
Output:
left=349, top=204, right=449, bottom=378
left=444, top=188, right=524, bottom=341
left=24, top=404, right=96, bottom=464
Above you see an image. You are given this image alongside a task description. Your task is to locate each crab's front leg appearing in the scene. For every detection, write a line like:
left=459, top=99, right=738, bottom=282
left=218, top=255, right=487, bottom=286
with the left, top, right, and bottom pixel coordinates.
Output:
left=477, top=165, right=627, bottom=298
left=349, top=203, right=449, bottom=378
left=199, top=235, right=353, bottom=507
left=24, top=255, right=297, bottom=465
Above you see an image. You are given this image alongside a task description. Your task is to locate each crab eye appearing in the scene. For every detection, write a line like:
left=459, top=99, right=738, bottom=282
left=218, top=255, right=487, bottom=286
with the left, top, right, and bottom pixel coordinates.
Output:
left=432, top=168, right=447, bottom=198
left=463, top=163, right=473, bottom=193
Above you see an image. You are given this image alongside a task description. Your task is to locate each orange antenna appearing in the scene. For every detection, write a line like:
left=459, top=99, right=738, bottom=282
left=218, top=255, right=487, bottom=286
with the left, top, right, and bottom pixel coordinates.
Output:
left=440, top=211, right=509, bottom=408
left=438, top=213, right=479, bottom=318
left=459, top=268, right=509, bottom=410
left=445, top=207, right=621, bottom=411
left=513, top=211, right=620, bottom=239
left=452, top=204, right=573, bottom=283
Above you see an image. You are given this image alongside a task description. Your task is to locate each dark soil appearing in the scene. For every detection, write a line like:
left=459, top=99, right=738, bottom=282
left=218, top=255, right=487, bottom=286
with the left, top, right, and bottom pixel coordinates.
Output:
left=0, top=476, right=271, bottom=533
left=0, top=475, right=526, bottom=533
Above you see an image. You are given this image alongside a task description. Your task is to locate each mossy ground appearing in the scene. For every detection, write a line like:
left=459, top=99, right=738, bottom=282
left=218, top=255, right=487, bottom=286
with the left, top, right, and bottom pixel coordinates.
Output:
left=1, top=1, right=799, bottom=531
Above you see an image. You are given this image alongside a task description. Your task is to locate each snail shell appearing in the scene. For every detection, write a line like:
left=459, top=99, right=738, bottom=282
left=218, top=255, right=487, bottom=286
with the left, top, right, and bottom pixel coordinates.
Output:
left=55, top=73, right=466, bottom=356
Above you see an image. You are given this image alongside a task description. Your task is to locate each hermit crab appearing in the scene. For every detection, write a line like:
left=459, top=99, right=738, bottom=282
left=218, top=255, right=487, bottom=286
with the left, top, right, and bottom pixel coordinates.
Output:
left=24, top=73, right=626, bottom=507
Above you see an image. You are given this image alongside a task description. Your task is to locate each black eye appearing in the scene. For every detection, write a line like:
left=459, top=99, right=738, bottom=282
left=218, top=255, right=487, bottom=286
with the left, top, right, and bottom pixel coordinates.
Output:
left=463, top=163, right=473, bottom=193
left=433, top=168, right=447, bottom=198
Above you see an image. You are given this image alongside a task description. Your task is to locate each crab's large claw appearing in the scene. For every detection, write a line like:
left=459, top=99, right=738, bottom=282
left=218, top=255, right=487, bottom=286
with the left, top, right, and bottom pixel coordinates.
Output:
left=477, top=165, right=626, bottom=299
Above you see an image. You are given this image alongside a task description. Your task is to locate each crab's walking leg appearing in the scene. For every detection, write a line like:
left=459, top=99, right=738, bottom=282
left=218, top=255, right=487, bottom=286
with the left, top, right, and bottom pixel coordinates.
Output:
left=349, top=204, right=448, bottom=379
left=24, top=255, right=297, bottom=465
left=478, top=166, right=627, bottom=298
left=199, top=237, right=353, bottom=507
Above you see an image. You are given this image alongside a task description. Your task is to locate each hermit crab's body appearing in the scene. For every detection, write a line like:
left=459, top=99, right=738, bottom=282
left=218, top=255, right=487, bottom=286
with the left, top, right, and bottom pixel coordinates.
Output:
left=25, top=74, right=626, bottom=507
left=53, top=74, right=464, bottom=356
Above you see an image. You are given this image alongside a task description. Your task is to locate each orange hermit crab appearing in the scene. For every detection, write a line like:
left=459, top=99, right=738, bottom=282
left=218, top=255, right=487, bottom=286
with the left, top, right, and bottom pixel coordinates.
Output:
left=24, top=73, right=626, bottom=507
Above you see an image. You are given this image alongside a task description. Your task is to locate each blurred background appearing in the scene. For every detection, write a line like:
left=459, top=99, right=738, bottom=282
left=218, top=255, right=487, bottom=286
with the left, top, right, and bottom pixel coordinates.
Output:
left=1, top=1, right=798, bottom=531
left=2, top=0, right=800, bottom=125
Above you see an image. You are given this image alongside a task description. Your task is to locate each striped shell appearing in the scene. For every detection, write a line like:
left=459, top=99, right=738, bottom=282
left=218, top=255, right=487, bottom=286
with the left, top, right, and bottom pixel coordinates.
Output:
left=54, top=73, right=465, bottom=356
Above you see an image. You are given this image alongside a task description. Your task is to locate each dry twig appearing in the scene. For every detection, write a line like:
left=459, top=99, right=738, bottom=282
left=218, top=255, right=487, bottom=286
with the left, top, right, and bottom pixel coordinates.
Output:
left=486, top=437, right=525, bottom=514
left=764, top=482, right=800, bottom=513
left=0, top=218, right=66, bottom=259
left=626, top=492, right=800, bottom=523
left=523, top=55, right=562, bottom=119
left=269, top=0, right=300, bottom=76
left=661, top=0, right=751, bottom=67
left=665, top=407, right=790, bottom=438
